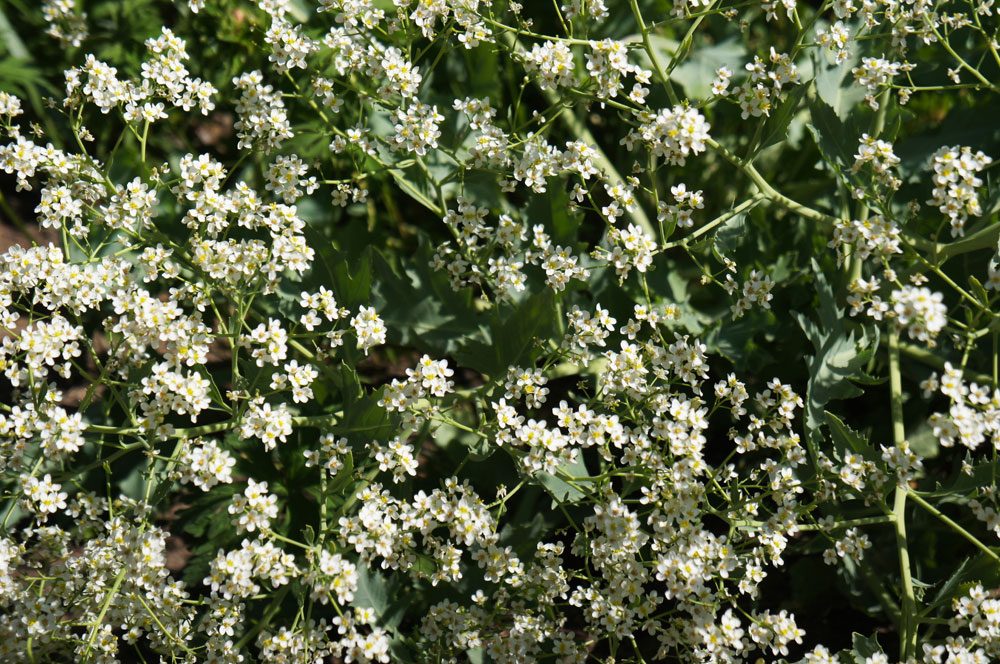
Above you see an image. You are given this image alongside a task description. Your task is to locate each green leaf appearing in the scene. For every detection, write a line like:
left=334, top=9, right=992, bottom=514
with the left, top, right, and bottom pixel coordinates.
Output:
left=705, top=314, right=759, bottom=366
left=434, top=419, right=494, bottom=460
left=454, top=290, right=557, bottom=377
left=353, top=564, right=407, bottom=629
left=524, top=178, right=581, bottom=246
left=352, top=564, right=389, bottom=613
left=795, top=263, right=880, bottom=434
left=0, top=7, right=30, bottom=60
left=499, top=511, right=557, bottom=557
left=388, top=167, right=443, bottom=216
left=812, top=47, right=867, bottom=120
left=279, top=222, right=373, bottom=316
left=807, top=99, right=862, bottom=170
left=329, top=362, right=364, bottom=407
left=922, top=553, right=1000, bottom=618
left=713, top=212, right=747, bottom=257
left=907, top=419, right=940, bottom=460
left=535, top=449, right=591, bottom=505
left=925, top=557, right=973, bottom=614
left=758, top=84, right=808, bottom=152
left=327, top=250, right=374, bottom=311
left=0, top=57, right=54, bottom=96
left=372, top=235, right=485, bottom=356
left=327, top=450, right=355, bottom=497
left=895, top=98, right=1000, bottom=179
left=969, top=276, right=990, bottom=307
left=335, top=389, right=395, bottom=441
left=824, top=411, right=869, bottom=455
left=671, top=38, right=746, bottom=99
left=925, top=462, right=997, bottom=503
left=849, top=632, right=883, bottom=662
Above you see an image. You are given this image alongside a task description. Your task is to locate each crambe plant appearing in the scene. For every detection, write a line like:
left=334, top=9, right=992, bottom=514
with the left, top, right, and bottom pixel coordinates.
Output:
left=0, top=0, right=998, bottom=661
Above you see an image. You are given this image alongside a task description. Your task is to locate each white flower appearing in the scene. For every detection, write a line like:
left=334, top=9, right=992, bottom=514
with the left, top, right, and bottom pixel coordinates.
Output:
left=21, top=474, right=68, bottom=519
left=632, top=105, right=711, bottom=165
left=927, top=145, right=993, bottom=237
left=523, top=40, right=576, bottom=90
left=177, top=438, right=236, bottom=491
left=240, top=397, right=293, bottom=451
left=390, top=102, right=444, bottom=156
left=229, top=479, right=279, bottom=533
left=891, top=286, right=947, bottom=343
left=350, top=306, right=386, bottom=353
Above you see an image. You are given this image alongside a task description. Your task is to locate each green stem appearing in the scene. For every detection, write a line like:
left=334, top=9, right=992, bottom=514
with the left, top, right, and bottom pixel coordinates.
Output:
left=888, top=328, right=918, bottom=660
left=628, top=0, right=680, bottom=105
left=935, top=222, right=1000, bottom=261
left=139, top=120, right=150, bottom=165
left=266, top=530, right=311, bottom=550
left=234, top=584, right=291, bottom=650
left=893, top=487, right=917, bottom=660
left=707, top=138, right=842, bottom=226
left=85, top=413, right=344, bottom=438
left=729, top=514, right=895, bottom=531
left=893, top=339, right=993, bottom=385
left=848, top=89, right=890, bottom=280
left=662, top=193, right=766, bottom=249
left=339, top=465, right=382, bottom=514
left=136, top=593, right=191, bottom=652
left=83, top=569, right=127, bottom=659
left=929, top=25, right=1000, bottom=92
left=908, top=491, right=1000, bottom=566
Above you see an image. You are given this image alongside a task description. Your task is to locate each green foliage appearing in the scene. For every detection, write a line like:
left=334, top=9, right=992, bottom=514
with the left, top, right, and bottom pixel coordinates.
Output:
left=1, top=0, right=1000, bottom=662
left=796, top=265, right=880, bottom=434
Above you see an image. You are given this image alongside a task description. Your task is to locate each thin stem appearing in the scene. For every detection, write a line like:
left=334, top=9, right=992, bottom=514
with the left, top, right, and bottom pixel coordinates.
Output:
left=930, top=25, right=1000, bottom=92
left=139, top=120, right=150, bottom=165
left=83, top=569, right=127, bottom=659
left=628, top=0, right=680, bottom=105
left=893, top=486, right=917, bottom=660
left=84, top=413, right=344, bottom=438
left=729, top=514, right=895, bottom=531
left=893, top=339, right=993, bottom=385
left=908, top=492, right=1000, bottom=566
left=234, top=585, right=291, bottom=650
left=662, top=193, right=766, bottom=249
left=936, top=222, right=1000, bottom=261
left=707, top=138, right=843, bottom=226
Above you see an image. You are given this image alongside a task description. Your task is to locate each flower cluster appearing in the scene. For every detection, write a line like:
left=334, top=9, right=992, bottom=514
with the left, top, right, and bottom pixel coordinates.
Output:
left=852, top=56, right=911, bottom=108
left=350, top=306, right=387, bottom=354
left=379, top=355, right=455, bottom=426
left=891, top=285, right=948, bottom=344
left=2, top=0, right=999, bottom=661
left=727, top=49, right=800, bottom=119
left=831, top=216, right=903, bottom=261
left=523, top=41, right=577, bottom=90
left=630, top=105, right=711, bottom=165
left=853, top=133, right=902, bottom=191
left=927, top=363, right=1000, bottom=451
left=175, top=438, right=237, bottom=491
left=657, top=183, right=705, bottom=229
left=927, top=145, right=993, bottom=238
left=229, top=479, right=280, bottom=533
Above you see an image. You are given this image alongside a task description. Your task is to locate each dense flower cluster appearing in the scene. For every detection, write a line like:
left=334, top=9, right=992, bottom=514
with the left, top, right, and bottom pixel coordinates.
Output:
left=927, top=145, right=993, bottom=238
left=0, top=0, right=997, bottom=662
